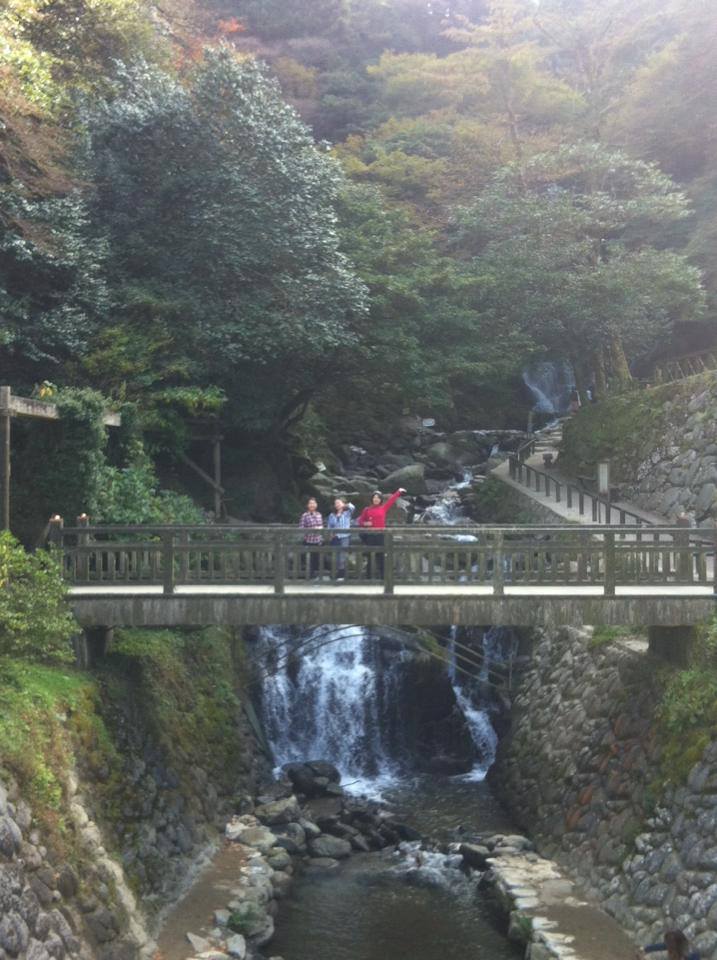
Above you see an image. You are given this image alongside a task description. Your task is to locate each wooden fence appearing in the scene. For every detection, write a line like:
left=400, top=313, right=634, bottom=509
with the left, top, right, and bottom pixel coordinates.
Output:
left=49, top=520, right=717, bottom=598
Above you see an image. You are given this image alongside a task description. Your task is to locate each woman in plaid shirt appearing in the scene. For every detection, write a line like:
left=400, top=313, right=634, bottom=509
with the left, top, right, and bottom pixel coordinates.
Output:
left=299, top=497, right=323, bottom=579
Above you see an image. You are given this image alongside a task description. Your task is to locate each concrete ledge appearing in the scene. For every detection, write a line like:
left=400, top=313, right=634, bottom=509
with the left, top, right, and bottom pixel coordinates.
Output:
left=69, top=593, right=716, bottom=628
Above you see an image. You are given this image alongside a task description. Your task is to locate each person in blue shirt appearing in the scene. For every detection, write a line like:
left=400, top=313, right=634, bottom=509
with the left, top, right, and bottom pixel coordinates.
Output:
left=639, top=929, right=700, bottom=960
left=327, top=498, right=355, bottom=582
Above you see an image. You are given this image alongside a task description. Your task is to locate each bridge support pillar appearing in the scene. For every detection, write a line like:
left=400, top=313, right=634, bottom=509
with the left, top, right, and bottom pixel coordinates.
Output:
left=74, top=627, right=113, bottom=669
left=648, top=625, right=696, bottom=667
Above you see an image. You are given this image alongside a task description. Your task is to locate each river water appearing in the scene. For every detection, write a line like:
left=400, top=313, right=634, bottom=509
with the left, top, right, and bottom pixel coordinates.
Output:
left=255, top=471, right=522, bottom=959
left=255, top=622, right=520, bottom=960
left=270, top=775, right=520, bottom=960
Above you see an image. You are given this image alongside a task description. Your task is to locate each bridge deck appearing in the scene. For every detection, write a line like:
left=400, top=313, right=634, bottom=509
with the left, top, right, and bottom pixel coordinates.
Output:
left=56, top=522, right=717, bottom=627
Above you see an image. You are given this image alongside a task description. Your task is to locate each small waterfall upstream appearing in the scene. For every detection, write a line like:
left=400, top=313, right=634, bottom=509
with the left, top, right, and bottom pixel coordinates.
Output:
left=523, top=359, right=575, bottom=415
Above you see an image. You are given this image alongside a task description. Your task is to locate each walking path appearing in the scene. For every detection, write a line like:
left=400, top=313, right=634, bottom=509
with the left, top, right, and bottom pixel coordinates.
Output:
left=490, top=849, right=637, bottom=960
left=492, top=424, right=670, bottom=528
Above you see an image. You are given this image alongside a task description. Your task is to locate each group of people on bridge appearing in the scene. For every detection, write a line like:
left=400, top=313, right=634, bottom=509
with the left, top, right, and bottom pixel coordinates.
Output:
left=298, top=488, right=406, bottom=582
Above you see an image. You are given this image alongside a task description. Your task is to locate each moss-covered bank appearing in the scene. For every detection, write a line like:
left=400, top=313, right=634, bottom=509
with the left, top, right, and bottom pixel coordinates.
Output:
left=0, top=627, right=263, bottom=960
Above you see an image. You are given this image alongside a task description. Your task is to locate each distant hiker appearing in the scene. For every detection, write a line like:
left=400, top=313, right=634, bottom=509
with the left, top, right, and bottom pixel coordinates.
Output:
left=327, top=498, right=355, bottom=582
left=357, top=488, right=406, bottom=579
left=637, top=930, right=700, bottom=960
left=299, top=497, right=323, bottom=579
left=568, top=389, right=581, bottom=415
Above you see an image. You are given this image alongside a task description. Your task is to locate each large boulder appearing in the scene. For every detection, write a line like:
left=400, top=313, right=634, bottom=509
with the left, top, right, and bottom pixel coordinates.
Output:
left=426, top=442, right=461, bottom=471
left=254, top=796, right=300, bottom=826
left=383, top=464, right=426, bottom=496
left=282, top=761, right=341, bottom=798
left=307, top=835, right=352, bottom=860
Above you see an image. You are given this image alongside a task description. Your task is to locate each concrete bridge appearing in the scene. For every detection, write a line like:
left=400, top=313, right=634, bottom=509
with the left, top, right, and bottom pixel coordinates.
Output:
left=54, top=522, right=717, bottom=628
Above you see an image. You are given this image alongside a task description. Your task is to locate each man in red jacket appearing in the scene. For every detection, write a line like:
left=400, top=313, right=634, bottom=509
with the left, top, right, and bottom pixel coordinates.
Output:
left=357, top=488, right=406, bottom=579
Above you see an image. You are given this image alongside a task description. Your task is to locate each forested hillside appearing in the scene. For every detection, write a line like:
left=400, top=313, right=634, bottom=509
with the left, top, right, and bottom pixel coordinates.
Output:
left=1, top=0, right=714, bottom=525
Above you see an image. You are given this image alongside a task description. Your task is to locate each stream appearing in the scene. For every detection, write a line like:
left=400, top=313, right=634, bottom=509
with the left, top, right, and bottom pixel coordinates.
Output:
left=257, top=621, right=520, bottom=960
left=161, top=458, right=525, bottom=959
left=251, top=466, right=523, bottom=959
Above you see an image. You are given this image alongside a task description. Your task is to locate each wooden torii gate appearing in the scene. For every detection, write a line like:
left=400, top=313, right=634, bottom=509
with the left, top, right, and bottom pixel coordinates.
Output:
left=0, top=385, right=121, bottom=531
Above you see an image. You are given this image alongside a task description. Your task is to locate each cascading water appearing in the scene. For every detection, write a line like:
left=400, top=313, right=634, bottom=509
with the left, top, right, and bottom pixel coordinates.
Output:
left=446, top=626, right=505, bottom=782
left=257, top=624, right=401, bottom=793
left=522, top=359, right=576, bottom=415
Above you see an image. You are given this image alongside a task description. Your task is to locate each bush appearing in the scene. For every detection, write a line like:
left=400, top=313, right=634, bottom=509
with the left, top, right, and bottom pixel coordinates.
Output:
left=656, top=616, right=717, bottom=784
left=0, top=532, right=75, bottom=661
left=95, top=442, right=205, bottom=525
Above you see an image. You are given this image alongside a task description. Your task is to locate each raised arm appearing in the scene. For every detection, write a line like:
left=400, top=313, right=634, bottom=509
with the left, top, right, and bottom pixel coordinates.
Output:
left=381, top=488, right=405, bottom=515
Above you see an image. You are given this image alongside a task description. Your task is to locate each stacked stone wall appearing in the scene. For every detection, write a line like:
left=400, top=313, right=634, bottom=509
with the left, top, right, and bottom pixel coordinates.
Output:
left=491, top=627, right=717, bottom=957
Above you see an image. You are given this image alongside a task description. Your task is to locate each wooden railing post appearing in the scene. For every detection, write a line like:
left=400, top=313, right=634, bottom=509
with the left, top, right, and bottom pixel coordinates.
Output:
left=0, top=386, right=10, bottom=531
left=604, top=531, right=616, bottom=596
left=493, top=531, right=505, bottom=596
left=384, top=530, right=395, bottom=595
left=77, top=514, right=90, bottom=582
left=274, top=532, right=285, bottom=595
left=676, top=515, right=691, bottom=582
left=162, top=531, right=175, bottom=595
left=47, top=514, right=64, bottom=548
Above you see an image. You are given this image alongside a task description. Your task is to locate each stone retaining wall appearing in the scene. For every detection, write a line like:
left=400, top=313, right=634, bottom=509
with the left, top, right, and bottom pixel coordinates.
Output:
left=0, top=636, right=264, bottom=960
left=560, top=374, right=717, bottom=523
left=490, top=627, right=717, bottom=958
left=623, top=382, right=717, bottom=521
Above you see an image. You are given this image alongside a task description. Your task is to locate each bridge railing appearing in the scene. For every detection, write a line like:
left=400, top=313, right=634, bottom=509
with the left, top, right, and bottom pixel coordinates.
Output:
left=49, top=522, right=717, bottom=596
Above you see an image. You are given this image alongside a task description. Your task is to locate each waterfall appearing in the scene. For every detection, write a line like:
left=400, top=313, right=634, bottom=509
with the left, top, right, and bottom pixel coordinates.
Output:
left=255, top=621, right=505, bottom=795
left=257, top=625, right=402, bottom=795
left=446, top=627, right=498, bottom=782
left=522, top=360, right=575, bottom=415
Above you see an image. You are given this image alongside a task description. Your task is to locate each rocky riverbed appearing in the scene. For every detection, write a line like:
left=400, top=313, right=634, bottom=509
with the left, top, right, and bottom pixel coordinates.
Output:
left=170, top=758, right=642, bottom=960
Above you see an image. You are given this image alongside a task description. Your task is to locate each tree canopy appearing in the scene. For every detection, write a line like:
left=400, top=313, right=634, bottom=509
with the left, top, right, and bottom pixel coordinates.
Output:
left=0, top=0, right=714, bottom=522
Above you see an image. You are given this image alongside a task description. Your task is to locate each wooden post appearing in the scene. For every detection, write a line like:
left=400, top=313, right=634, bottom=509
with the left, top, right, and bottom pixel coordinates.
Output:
left=384, top=530, right=395, bottom=595
left=162, top=531, right=175, bottom=595
left=77, top=514, right=90, bottom=582
left=213, top=435, right=222, bottom=519
left=0, top=386, right=11, bottom=531
left=676, top=515, right=691, bottom=583
left=493, top=532, right=505, bottom=596
left=274, top=532, right=285, bottom=595
left=47, top=514, right=64, bottom=547
left=604, top=531, right=616, bottom=596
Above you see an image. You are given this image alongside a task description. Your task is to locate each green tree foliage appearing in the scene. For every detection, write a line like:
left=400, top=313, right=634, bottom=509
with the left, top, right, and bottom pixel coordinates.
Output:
left=455, top=144, right=705, bottom=389
left=0, top=194, right=110, bottom=386
left=0, top=532, right=75, bottom=661
left=80, top=51, right=367, bottom=438
left=327, top=182, right=529, bottom=434
left=614, top=0, right=717, bottom=304
left=0, top=0, right=163, bottom=109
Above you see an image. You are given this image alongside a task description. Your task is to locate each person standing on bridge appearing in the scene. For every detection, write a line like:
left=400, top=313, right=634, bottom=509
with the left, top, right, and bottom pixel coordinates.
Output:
left=327, top=498, right=355, bottom=582
left=299, top=497, right=323, bottom=580
left=357, top=488, right=406, bottom=579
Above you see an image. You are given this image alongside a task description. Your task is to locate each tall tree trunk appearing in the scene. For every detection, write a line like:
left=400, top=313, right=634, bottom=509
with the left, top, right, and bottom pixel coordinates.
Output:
left=608, top=335, right=632, bottom=386
left=592, top=347, right=607, bottom=396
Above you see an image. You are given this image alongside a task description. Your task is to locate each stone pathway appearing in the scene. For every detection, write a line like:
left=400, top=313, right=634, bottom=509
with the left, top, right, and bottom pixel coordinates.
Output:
left=490, top=849, right=638, bottom=960
left=492, top=433, right=671, bottom=528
